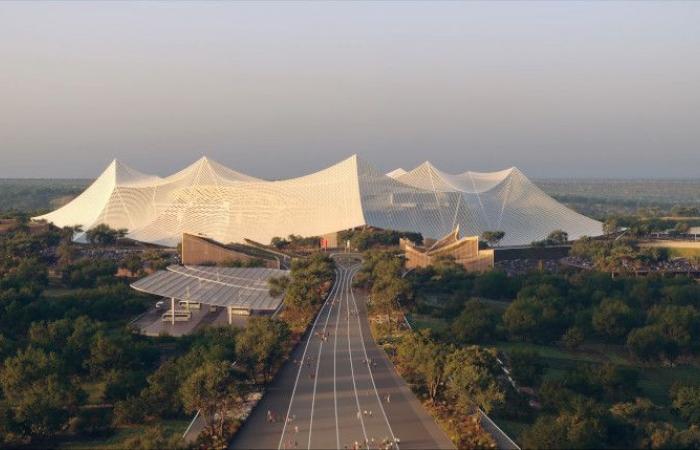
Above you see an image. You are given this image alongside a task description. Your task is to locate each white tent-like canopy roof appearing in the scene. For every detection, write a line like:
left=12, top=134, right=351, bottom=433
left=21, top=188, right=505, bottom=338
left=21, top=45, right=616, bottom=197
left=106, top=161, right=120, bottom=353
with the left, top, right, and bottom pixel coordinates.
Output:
left=131, top=265, right=288, bottom=311
left=35, top=155, right=602, bottom=247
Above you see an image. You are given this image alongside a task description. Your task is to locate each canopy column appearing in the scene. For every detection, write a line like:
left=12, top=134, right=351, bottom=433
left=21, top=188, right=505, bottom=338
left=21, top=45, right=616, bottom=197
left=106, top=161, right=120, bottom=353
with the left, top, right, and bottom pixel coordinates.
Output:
left=171, top=297, right=175, bottom=325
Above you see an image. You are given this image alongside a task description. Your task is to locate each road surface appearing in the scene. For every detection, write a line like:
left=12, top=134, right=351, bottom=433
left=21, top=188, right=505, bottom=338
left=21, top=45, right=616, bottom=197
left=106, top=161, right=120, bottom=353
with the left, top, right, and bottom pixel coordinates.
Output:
left=230, top=258, right=453, bottom=450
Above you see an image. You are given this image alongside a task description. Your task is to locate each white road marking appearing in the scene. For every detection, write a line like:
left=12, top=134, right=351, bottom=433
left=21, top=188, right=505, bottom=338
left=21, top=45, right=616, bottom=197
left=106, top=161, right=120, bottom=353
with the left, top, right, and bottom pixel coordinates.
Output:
left=346, top=265, right=369, bottom=449
left=277, top=268, right=343, bottom=450
left=349, top=269, right=400, bottom=450
left=307, top=268, right=344, bottom=449
left=333, top=267, right=344, bottom=449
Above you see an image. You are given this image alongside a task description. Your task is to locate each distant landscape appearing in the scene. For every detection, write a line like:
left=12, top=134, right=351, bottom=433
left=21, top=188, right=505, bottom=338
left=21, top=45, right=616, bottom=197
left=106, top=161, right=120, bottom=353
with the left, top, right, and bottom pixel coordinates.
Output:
left=3, top=177, right=698, bottom=219
left=0, top=179, right=89, bottom=214
left=536, top=178, right=700, bottom=219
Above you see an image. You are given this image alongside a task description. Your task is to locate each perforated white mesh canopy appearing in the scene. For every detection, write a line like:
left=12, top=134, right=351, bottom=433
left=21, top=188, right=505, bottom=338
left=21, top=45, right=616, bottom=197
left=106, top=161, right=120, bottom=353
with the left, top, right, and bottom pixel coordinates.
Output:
left=35, top=155, right=602, bottom=247
left=131, top=265, right=288, bottom=310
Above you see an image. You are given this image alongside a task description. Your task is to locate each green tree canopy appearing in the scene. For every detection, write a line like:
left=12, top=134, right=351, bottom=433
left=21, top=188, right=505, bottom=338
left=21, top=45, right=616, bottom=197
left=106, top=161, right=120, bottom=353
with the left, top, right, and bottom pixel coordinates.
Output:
left=235, top=317, right=290, bottom=383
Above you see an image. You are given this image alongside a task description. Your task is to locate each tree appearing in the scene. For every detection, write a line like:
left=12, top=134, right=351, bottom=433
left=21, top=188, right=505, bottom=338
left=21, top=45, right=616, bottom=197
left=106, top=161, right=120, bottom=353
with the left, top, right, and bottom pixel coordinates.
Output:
left=648, top=305, right=700, bottom=353
left=503, top=294, right=569, bottom=342
left=138, top=359, right=185, bottom=418
left=592, top=298, right=637, bottom=340
left=671, top=205, right=700, bottom=217
left=121, top=424, right=185, bottom=450
left=610, top=397, right=656, bottom=425
left=87, top=333, right=126, bottom=377
left=113, top=396, right=147, bottom=425
left=85, top=224, right=126, bottom=245
left=371, top=274, right=411, bottom=334
left=451, top=299, right=500, bottom=344
left=15, top=375, right=84, bottom=439
left=364, top=253, right=411, bottom=334
left=268, top=275, right=290, bottom=298
left=444, top=346, right=505, bottom=414
left=626, top=325, right=673, bottom=362
left=521, top=399, right=610, bottom=449
left=56, top=241, right=77, bottom=267
left=0, top=404, right=21, bottom=446
left=671, top=385, right=700, bottom=425
left=674, top=425, right=700, bottom=449
left=671, top=222, right=690, bottom=236
left=120, top=254, right=143, bottom=276
left=180, top=361, right=248, bottom=440
left=1, top=347, right=62, bottom=401
left=270, top=236, right=289, bottom=249
left=508, top=348, right=546, bottom=387
left=236, top=317, right=290, bottom=383
left=547, top=229, right=569, bottom=245
left=481, top=231, right=506, bottom=247
left=562, top=326, right=585, bottom=350
left=603, top=218, right=619, bottom=235
left=62, top=258, right=118, bottom=288
left=396, top=330, right=449, bottom=403
left=1, top=348, right=84, bottom=440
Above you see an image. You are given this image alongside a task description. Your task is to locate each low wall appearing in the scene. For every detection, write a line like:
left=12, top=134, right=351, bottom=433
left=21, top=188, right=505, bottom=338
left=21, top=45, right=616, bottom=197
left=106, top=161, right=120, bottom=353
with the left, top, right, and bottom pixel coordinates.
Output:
left=494, top=245, right=570, bottom=262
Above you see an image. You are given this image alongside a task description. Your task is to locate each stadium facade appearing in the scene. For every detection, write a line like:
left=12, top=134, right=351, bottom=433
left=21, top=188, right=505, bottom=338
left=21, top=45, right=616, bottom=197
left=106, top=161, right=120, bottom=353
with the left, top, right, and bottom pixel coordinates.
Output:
left=34, top=155, right=602, bottom=247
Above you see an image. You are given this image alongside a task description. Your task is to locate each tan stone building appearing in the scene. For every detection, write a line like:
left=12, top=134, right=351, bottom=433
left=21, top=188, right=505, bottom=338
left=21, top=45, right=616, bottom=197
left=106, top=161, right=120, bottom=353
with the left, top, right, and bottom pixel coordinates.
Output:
left=402, top=227, right=494, bottom=272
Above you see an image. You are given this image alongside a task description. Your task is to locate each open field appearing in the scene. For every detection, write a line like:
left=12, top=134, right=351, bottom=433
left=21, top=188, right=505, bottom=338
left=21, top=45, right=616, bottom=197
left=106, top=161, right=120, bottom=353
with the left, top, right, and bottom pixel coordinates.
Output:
left=536, top=178, right=700, bottom=218
left=640, top=240, right=700, bottom=258
left=0, top=178, right=88, bottom=213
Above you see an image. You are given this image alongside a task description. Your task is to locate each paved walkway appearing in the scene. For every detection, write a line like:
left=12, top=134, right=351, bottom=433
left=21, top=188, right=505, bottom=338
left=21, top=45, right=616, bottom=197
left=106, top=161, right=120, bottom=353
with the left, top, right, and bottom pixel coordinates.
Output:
left=230, top=260, right=453, bottom=450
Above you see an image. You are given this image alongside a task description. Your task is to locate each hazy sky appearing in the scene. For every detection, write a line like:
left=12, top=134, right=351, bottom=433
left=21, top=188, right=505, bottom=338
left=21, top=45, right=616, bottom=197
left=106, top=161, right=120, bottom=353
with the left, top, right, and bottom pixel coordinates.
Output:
left=1, top=1, right=699, bottom=179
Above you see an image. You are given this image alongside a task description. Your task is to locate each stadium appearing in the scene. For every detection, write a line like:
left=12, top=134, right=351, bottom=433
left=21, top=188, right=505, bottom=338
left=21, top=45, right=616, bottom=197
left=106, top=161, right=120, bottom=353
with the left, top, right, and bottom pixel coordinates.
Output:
left=34, top=155, right=602, bottom=247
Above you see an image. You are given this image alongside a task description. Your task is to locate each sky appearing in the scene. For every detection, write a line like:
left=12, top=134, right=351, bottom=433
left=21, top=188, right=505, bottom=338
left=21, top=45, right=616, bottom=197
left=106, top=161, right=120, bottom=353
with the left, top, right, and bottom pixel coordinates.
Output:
left=0, top=1, right=699, bottom=179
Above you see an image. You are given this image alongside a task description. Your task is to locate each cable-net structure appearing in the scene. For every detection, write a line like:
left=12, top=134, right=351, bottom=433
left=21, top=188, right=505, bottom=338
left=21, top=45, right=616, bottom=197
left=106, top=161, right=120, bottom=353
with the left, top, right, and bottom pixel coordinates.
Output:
left=35, top=155, right=601, bottom=247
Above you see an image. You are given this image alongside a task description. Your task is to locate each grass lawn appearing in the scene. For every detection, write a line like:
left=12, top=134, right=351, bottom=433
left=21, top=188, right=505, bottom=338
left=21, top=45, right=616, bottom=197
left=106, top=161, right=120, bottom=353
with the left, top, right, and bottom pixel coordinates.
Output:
left=492, top=340, right=700, bottom=440
left=56, top=419, right=189, bottom=449
left=406, top=313, right=449, bottom=333
left=638, top=364, right=700, bottom=405
left=668, top=247, right=700, bottom=258
left=492, top=417, right=531, bottom=443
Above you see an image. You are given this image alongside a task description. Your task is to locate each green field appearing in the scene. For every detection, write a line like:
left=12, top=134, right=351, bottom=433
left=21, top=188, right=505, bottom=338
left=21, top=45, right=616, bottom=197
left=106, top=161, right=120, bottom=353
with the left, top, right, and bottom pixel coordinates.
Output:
left=493, top=341, right=700, bottom=437
left=668, top=247, right=700, bottom=258
left=409, top=316, right=700, bottom=440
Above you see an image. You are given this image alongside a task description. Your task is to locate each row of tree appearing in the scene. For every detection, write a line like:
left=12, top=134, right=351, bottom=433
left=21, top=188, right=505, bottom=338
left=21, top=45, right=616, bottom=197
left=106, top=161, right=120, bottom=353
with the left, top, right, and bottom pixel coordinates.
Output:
left=112, top=318, right=291, bottom=447
left=268, top=253, right=335, bottom=329
left=339, top=228, right=423, bottom=251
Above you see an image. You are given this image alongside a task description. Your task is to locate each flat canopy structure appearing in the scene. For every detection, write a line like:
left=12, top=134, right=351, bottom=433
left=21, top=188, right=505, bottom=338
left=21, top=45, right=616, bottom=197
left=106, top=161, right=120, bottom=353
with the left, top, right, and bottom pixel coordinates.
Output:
left=131, top=265, right=289, bottom=311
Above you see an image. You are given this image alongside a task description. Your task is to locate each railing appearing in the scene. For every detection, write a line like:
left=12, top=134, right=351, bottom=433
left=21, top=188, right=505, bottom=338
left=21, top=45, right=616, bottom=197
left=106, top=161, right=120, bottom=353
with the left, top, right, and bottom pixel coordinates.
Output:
left=182, top=409, right=202, bottom=442
left=401, top=311, right=520, bottom=450
left=477, top=408, right=521, bottom=450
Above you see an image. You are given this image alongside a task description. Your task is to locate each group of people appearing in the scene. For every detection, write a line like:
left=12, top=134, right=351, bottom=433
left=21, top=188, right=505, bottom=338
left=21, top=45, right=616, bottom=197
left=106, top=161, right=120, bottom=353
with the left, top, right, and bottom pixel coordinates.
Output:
left=346, top=436, right=401, bottom=450
left=314, top=330, right=330, bottom=342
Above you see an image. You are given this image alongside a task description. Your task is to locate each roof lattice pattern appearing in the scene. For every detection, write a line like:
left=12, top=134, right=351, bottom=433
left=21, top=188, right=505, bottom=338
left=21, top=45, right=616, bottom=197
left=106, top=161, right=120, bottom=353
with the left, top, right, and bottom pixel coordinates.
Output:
left=35, top=155, right=602, bottom=247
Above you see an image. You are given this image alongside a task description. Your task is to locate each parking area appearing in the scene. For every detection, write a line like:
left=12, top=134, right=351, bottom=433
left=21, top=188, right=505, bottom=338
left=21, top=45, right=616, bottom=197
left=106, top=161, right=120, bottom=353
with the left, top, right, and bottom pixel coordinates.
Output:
left=129, top=265, right=289, bottom=337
